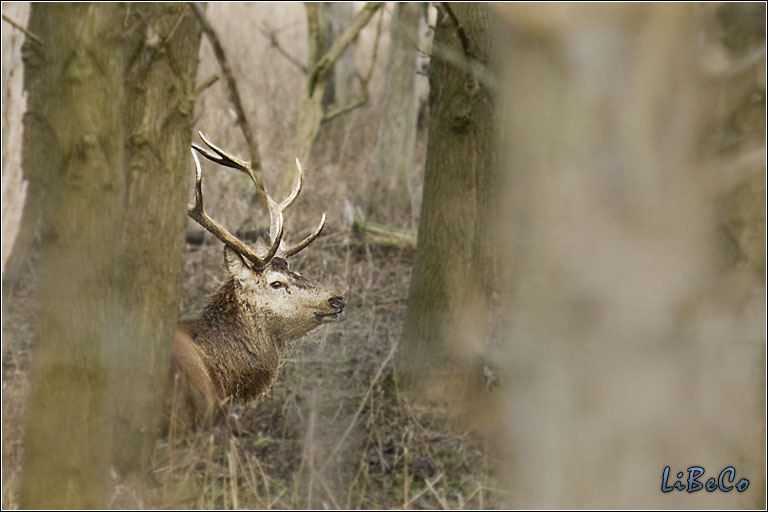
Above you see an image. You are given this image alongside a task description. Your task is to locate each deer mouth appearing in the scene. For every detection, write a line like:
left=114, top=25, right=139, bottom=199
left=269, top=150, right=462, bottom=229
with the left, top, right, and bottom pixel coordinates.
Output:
left=315, top=311, right=341, bottom=323
left=316, top=296, right=344, bottom=323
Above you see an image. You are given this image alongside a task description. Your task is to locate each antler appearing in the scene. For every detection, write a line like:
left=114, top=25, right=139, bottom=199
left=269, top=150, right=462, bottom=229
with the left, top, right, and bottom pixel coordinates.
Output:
left=279, top=159, right=326, bottom=258
left=188, top=132, right=326, bottom=269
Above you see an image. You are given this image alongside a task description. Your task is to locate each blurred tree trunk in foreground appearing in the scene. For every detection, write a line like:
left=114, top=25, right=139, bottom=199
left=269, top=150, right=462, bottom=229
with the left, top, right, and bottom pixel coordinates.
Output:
left=398, top=4, right=499, bottom=399
left=113, top=2, right=202, bottom=477
left=491, top=3, right=764, bottom=508
left=367, top=2, right=422, bottom=221
left=19, top=3, right=201, bottom=508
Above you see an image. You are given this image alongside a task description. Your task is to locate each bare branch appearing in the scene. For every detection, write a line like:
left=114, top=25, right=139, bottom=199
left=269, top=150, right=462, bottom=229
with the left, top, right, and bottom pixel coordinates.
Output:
left=189, top=2, right=262, bottom=172
left=320, top=95, right=366, bottom=124
left=162, top=5, right=189, bottom=45
left=2, top=14, right=43, bottom=45
left=194, top=73, right=220, bottom=97
left=308, top=2, right=385, bottom=97
left=321, top=8, right=384, bottom=124
left=441, top=2, right=471, bottom=57
left=258, top=24, right=308, bottom=74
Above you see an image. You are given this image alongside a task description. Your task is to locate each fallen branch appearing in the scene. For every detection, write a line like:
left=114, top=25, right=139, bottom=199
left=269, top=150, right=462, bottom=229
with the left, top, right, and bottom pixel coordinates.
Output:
left=353, top=219, right=417, bottom=251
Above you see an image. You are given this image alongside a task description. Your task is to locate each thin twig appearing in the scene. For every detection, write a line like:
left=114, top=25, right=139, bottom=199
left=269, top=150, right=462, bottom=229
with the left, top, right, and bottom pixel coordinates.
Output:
left=189, top=2, right=262, bottom=173
left=163, top=5, right=189, bottom=45
left=425, top=473, right=449, bottom=509
left=402, top=472, right=444, bottom=509
left=320, top=340, right=397, bottom=472
left=385, top=3, right=425, bottom=57
left=311, top=465, right=341, bottom=509
left=227, top=438, right=239, bottom=509
left=305, top=390, right=317, bottom=508
left=258, top=24, right=308, bottom=74
left=194, top=73, right=220, bottom=97
left=440, top=2, right=471, bottom=57
left=321, top=95, right=366, bottom=124
left=2, top=14, right=43, bottom=45
left=402, top=446, right=409, bottom=510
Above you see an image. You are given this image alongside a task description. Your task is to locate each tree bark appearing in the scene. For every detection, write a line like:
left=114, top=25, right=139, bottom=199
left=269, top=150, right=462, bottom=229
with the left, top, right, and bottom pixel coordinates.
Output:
left=367, top=2, right=422, bottom=221
left=397, top=4, right=499, bottom=394
left=18, top=4, right=201, bottom=507
left=113, top=2, right=202, bottom=475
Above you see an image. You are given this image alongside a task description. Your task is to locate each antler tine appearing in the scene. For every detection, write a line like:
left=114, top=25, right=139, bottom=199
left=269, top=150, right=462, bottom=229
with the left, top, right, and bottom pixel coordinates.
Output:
left=195, top=132, right=272, bottom=211
left=263, top=212, right=285, bottom=262
left=188, top=149, right=272, bottom=268
left=281, top=213, right=326, bottom=258
left=196, top=131, right=250, bottom=173
left=278, top=158, right=305, bottom=211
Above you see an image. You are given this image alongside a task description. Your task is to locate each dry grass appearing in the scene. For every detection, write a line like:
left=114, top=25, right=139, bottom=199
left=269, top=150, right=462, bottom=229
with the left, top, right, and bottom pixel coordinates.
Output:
left=2, top=236, right=501, bottom=510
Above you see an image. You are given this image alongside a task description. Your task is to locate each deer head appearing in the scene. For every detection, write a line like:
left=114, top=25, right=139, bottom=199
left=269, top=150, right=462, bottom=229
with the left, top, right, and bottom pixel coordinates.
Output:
left=188, top=132, right=345, bottom=339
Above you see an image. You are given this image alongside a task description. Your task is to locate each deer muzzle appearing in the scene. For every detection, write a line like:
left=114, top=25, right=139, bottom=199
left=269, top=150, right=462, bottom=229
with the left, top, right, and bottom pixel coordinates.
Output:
left=316, top=296, right=345, bottom=322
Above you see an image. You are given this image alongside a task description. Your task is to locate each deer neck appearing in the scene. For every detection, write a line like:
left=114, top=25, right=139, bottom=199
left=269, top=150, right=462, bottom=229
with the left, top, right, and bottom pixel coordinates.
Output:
left=193, top=279, right=281, bottom=400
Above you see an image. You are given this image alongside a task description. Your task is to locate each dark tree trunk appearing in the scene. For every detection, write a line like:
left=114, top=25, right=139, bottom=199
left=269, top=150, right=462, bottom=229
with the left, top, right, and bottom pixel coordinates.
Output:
left=397, top=4, right=499, bottom=395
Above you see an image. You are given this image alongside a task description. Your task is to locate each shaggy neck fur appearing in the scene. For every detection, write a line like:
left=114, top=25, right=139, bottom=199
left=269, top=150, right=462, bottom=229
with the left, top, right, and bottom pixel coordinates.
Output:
left=190, top=279, right=280, bottom=401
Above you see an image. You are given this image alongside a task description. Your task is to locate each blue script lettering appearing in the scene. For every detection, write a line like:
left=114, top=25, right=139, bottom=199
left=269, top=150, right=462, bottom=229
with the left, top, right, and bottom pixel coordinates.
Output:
left=718, top=467, right=735, bottom=492
left=687, top=466, right=704, bottom=493
left=662, top=466, right=749, bottom=493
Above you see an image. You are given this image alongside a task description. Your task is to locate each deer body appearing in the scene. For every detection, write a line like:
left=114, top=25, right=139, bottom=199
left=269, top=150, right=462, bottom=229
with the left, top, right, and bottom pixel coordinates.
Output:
left=169, top=133, right=344, bottom=429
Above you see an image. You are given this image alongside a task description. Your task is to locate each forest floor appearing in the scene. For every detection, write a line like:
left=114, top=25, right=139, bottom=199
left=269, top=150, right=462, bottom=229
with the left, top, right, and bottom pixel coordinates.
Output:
left=1, top=228, right=503, bottom=509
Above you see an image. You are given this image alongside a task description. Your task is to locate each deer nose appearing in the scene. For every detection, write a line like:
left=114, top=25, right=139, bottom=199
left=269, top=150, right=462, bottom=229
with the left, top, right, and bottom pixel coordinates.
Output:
left=329, top=296, right=345, bottom=312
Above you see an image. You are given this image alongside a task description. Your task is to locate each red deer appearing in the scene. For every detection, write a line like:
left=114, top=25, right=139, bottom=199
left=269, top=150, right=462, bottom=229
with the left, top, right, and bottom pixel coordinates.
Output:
left=169, top=133, right=345, bottom=429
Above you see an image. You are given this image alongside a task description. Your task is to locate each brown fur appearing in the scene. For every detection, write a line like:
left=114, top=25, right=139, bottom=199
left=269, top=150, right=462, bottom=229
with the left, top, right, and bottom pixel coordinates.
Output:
left=168, top=254, right=344, bottom=429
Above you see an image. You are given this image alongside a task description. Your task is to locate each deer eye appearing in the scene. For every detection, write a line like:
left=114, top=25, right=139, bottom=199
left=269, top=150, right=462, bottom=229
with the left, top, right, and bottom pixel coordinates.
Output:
left=270, top=281, right=285, bottom=289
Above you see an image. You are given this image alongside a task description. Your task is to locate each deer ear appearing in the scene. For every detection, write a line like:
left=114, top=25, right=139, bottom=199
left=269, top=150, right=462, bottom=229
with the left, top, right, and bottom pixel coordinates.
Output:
left=224, top=246, right=252, bottom=281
